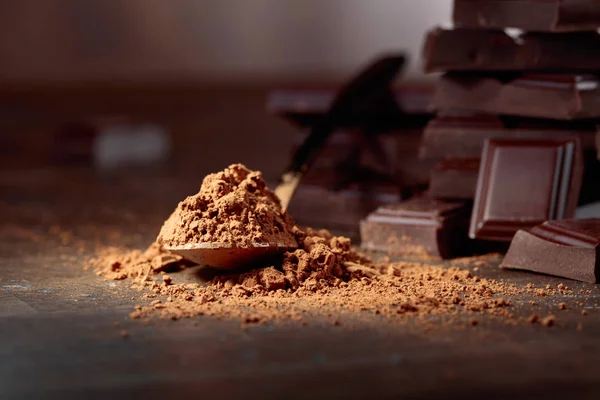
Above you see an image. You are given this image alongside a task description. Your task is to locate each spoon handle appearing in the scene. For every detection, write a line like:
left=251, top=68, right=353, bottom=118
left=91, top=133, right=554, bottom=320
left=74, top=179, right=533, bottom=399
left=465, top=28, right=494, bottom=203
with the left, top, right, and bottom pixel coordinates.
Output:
left=274, top=54, right=406, bottom=211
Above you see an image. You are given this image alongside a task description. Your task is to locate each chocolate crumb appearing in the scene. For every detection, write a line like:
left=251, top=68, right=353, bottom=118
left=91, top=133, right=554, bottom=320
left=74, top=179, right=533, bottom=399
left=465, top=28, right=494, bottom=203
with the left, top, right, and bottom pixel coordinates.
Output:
left=120, top=330, right=129, bottom=338
left=541, top=315, right=556, bottom=327
left=528, top=315, right=539, bottom=324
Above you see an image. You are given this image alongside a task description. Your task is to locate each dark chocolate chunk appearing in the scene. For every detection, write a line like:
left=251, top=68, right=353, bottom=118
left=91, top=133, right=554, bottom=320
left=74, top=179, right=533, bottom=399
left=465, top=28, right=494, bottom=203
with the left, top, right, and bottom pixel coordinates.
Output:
left=360, top=196, right=471, bottom=259
left=423, top=28, right=600, bottom=72
left=429, top=158, right=479, bottom=200
left=453, top=0, right=600, bottom=32
left=434, top=73, right=600, bottom=120
left=470, top=138, right=584, bottom=241
left=419, top=115, right=598, bottom=159
left=501, top=219, right=600, bottom=283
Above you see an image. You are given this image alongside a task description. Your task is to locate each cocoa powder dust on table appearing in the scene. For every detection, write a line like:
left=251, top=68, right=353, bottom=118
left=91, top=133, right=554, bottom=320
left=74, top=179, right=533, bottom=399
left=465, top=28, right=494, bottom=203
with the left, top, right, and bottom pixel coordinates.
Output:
left=90, top=164, right=555, bottom=327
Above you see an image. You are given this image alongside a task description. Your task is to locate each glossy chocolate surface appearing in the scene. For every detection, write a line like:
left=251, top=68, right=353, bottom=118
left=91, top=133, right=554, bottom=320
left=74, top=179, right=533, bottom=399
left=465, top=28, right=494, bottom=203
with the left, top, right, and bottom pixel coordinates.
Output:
left=469, top=138, right=584, bottom=241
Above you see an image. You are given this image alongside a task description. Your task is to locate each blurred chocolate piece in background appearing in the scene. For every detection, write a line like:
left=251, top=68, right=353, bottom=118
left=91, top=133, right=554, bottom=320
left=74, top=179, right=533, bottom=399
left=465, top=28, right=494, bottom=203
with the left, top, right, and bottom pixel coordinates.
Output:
left=267, top=85, right=433, bottom=129
left=418, top=115, right=598, bottom=160
left=424, top=28, right=600, bottom=72
left=429, top=158, right=479, bottom=200
left=434, top=74, right=600, bottom=120
left=453, top=0, right=600, bottom=32
left=360, top=196, right=472, bottom=259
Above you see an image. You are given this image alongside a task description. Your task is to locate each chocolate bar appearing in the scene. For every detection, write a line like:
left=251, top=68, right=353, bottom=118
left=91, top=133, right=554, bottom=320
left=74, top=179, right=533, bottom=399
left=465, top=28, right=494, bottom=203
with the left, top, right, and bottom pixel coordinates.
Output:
left=429, top=158, right=479, bottom=199
left=470, top=138, right=584, bottom=241
left=419, top=115, right=598, bottom=159
left=453, top=0, right=600, bottom=32
left=501, top=219, right=600, bottom=283
left=433, top=73, right=600, bottom=120
left=360, top=196, right=471, bottom=259
left=423, top=28, right=600, bottom=72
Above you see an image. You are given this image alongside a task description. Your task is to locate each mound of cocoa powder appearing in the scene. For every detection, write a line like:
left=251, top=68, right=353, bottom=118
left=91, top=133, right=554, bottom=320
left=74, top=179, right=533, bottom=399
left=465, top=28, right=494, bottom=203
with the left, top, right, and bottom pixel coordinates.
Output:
left=90, top=164, right=566, bottom=327
left=156, top=164, right=297, bottom=248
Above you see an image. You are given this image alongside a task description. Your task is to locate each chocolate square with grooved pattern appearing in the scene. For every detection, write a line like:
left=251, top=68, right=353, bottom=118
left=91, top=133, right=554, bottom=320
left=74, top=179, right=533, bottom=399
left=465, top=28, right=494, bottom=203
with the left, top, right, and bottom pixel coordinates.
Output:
left=469, top=138, right=583, bottom=241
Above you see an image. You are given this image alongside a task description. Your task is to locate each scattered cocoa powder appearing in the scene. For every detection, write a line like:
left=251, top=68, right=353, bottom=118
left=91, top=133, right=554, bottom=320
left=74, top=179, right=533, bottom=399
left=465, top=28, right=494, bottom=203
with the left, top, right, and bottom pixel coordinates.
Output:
left=86, top=164, right=573, bottom=328
left=90, top=242, right=189, bottom=282
left=156, top=164, right=297, bottom=248
left=90, top=227, right=525, bottom=326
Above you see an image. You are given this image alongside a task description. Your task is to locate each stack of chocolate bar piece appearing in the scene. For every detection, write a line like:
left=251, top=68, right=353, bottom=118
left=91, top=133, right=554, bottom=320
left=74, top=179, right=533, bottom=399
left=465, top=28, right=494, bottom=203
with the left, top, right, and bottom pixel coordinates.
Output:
left=362, top=0, right=600, bottom=281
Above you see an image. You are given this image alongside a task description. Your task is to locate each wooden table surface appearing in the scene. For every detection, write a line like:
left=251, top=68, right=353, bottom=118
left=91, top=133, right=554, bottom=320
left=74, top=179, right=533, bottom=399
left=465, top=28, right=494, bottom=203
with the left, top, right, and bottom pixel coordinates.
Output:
left=1, top=167, right=600, bottom=400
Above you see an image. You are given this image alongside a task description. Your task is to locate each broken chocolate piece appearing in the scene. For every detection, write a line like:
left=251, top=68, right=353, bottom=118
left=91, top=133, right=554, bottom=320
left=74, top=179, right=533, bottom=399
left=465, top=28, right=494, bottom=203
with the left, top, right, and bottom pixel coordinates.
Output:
left=470, top=138, right=584, bottom=241
left=501, top=219, right=600, bottom=283
left=423, top=28, right=600, bottom=72
left=429, top=158, right=479, bottom=200
left=419, top=115, right=597, bottom=159
left=453, top=0, right=600, bottom=32
left=360, top=196, right=471, bottom=259
left=434, top=73, right=600, bottom=120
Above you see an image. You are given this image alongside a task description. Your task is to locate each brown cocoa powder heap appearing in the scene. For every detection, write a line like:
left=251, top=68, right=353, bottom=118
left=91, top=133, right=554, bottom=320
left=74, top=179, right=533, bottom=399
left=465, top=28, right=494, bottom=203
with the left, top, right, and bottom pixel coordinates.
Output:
left=88, top=164, right=560, bottom=327
left=156, top=164, right=297, bottom=248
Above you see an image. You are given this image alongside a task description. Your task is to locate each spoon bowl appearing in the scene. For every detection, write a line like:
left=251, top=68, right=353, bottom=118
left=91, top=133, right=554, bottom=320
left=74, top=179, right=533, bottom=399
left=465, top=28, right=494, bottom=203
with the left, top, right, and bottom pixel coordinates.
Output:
left=164, top=242, right=297, bottom=269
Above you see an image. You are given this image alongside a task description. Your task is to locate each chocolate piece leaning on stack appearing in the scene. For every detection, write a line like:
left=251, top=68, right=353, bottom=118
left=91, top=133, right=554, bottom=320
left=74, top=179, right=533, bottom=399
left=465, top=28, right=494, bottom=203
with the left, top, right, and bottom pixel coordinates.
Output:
left=470, top=138, right=583, bottom=241
left=360, top=196, right=471, bottom=259
left=501, top=219, right=600, bottom=283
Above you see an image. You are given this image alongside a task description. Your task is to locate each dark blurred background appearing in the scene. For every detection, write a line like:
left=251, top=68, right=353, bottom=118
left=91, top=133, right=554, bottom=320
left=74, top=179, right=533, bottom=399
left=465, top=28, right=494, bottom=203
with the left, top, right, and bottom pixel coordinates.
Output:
left=0, top=0, right=448, bottom=175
